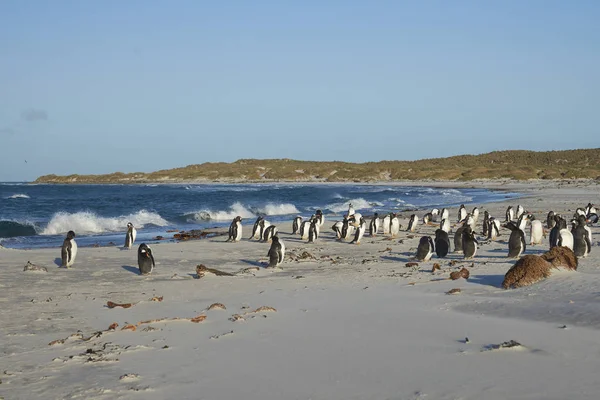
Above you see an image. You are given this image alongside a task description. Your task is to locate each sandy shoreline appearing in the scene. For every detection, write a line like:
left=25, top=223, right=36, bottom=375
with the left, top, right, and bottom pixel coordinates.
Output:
left=2, top=180, right=600, bottom=399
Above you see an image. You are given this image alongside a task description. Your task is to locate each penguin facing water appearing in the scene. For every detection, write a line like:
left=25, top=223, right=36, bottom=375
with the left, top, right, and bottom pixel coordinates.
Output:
left=461, top=226, right=478, bottom=259
left=137, top=243, right=155, bottom=275
left=506, top=206, right=514, bottom=222
left=267, top=236, right=285, bottom=268
left=487, top=217, right=501, bottom=240
left=434, top=229, right=450, bottom=258
left=350, top=217, right=366, bottom=244
left=382, top=213, right=391, bottom=234
left=416, top=236, right=434, bottom=261
left=440, top=208, right=449, bottom=222
left=558, top=219, right=574, bottom=250
left=528, top=214, right=544, bottom=245
left=315, top=209, right=325, bottom=227
left=454, top=226, right=465, bottom=254
left=262, top=224, right=278, bottom=242
left=458, top=205, right=467, bottom=223
left=61, top=230, right=77, bottom=268
left=440, top=218, right=450, bottom=233
left=308, top=219, right=319, bottom=243
left=407, top=214, right=418, bottom=232
left=472, top=207, right=480, bottom=224
left=124, top=222, right=137, bottom=249
left=369, top=213, right=380, bottom=236
left=516, top=213, right=529, bottom=231
left=227, top=216, right=243, bottom=242
left=292, top=216, right=302, bottom=235
left=505, top=222, right=526, bottom=258
left=573, top=222, right=592, bottom=258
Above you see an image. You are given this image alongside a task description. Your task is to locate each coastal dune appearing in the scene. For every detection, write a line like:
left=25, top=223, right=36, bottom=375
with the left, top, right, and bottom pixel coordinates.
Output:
left=2, top=180, right=600, bottom=400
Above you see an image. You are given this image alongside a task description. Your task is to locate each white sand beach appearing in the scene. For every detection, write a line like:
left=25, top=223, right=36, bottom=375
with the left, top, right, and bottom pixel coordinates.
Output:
left=2, top=180, right=600, bottom=400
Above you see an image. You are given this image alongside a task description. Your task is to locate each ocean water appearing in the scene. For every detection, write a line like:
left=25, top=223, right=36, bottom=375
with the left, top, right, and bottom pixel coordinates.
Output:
left=0, top=183, right=520, bottom=249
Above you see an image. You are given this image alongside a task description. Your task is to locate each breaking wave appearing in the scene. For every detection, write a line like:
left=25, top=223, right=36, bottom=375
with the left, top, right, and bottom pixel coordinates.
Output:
left=5, top=194, right=30, bottom=199
left=325, top=198, right=378, bottom=213
left=185, top=202, right=255, bottom=222
left=41, top=210, right=169, bottom=235
left=255, top=203, right=299, bottom=216
left=0, top=220, right=38, bottom=238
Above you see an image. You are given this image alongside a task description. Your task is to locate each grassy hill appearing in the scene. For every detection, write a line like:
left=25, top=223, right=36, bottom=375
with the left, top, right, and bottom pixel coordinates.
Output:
left=34, top=149, right=600, bottom=184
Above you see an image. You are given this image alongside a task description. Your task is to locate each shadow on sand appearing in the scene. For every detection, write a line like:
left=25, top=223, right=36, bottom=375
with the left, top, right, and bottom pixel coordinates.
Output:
left=468, top=274, right=505, bottom=288
left=121, top=265, right=140, bottom=275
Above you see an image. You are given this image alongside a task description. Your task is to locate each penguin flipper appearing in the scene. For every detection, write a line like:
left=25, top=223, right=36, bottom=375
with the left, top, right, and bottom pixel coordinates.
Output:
left=268, top=250, right=279, bottom=268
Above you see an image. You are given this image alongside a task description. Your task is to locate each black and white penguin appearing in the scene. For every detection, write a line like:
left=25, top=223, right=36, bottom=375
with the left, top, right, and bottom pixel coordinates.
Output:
left=340, top=217, right=355, bottom=240
left=505, top=222, right=526, bottom=258
left=482, top=211, right=490, bottom=237
left=416, top=236, right=435, bottom=261
left=516, top=213, right=529, bottom=231
left=462, top=226, right=478, bottom=259
left=422, top=213, right=433, bottom=225
left=390, top=213, right=400, bottom=237
left=434, top=229, right=450, bottom=258
left=440, top=208, right=449, bottom=222
left=267, top=236, right=285, bottom=268
left=516, top=205, right=525, bottom=219
left=300, top=217, right=312, bottom=240
left=431, top=208, right=440, bottom=221
left=369, top=213, right=380, bottom=236
left=250, top=216, right=264, bottom=240
left=576, top=215, right=593, bottom=246
left=60, top=230, right=77, bottom=268
left=575, top=208, right=586, bottom=219
left=472, top=207, right=480, bottom=224
left=506, top=206, right=514, bottom=222
left=347, top=203, right=356, bottom=218
left=315, top=209, right=325, bottom=227
left=332, top=220, right=343, bottom=239
left=292, top=216, right=303, bottom=235
left=454, top=226, right=465, bottom=254
left=458, top=205, right=467, bottom=223
left=558, top=219, right=574, bottom=250
left=487, top=217, right=501, bottom=240
left=528, top=214, right=544, bottom=245
left=308, top=219, right=319, bottom=243
left=124, top=222, right=137, bottom=249
left=549, top=215, right=564, bottom=248
left=382, top=213, right=391, bottom=234
left=440, top=218, right=450, bottom=233
left=137, top=243, right=155, bottom=275
left=585, top=203, right=597, bottom=217
left=573, top=221, right=592, bottom=258
left=227, top=216, right=243, bottom=242
left=350, top=217, right=366, bottom=244
left=407, top=214, right=418, bottom=232
left=546, top=211, right=556, bottom=229
left=463, top=213, right=476, bottom=230
left=263, top=224, right=278, bottom=242
left=587, top=213, right=599, bottom=224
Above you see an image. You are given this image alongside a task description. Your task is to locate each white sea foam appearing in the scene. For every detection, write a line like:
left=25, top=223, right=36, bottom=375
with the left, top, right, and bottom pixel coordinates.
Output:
left=187, top=202, right=255, bottom=222
left=256, top=203, right=300, bottom=216
left=326, top=198, right=375, bottom=213
left=41, top=210, right=169, bottom=235
left=5, top=194, right=30, bottom=199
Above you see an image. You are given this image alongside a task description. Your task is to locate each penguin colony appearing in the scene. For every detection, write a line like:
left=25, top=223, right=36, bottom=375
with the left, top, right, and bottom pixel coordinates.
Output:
left=58, top=201, right=597, bottom=278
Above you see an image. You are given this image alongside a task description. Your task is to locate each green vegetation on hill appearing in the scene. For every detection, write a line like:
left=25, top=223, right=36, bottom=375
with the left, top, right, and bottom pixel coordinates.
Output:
left=35, top=149, right=600, bottom=184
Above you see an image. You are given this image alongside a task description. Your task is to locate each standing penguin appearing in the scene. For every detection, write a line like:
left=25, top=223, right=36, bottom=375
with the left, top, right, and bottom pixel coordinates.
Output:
left=137, top=243, right=155, bottom=275
left=300, top=218, right=312, bottom=240
left=472, top=207, right=480, bottom=224
left=458, top=205, right=467, bottom=223
left=516, top=213, right=529, bottom=231
left=332, top=220, right=343, bottom=239
left=416, top=236, right=435, bottom=261
left=382, top=213, right=391, bottom=234
left=431, top=208, right=440, bottom=221
left=308, top=219, right=319, bottom=243
left=558, top=219, right=574, bottom=250
left=124, top=222, right=137, bottom=249
left=263, top=224, right=278, bottom=242
left=60, top=230, right=77, bottom=268
left=528, top=214, right=544, bottom=245
left=350, top=217, right=366, bottom=244
left=454, top=226, right=465, bottom=254
left=547, top=211, right=556, bottom=229
left=576, top=215, right=593, bottom=246
left=549, top=216, right=564, bottom=248
left=440, top=218, right=450, bottom=233
left=267, top=236, right=285, bottom=268
left=573, top=221, right=592, bottom=258
left=390, top=213, right=400, bottom=237
left=315, top=209, right=325, bottom=228
left=369, top=213, right=380, bottom=236
left=347, top=203, right=356, bottom=218
left=407, top=214, right=418, bottom=232
left=440, top=208, right=449, bottom=222
left=464, top=213, right=476, bottom=230
left=482, top=210, right=490, bottom=237
left=516, top=205, right=525, bottom=219
left=505, top=222, right=526, bottom=258
left=462, top=226, right=478, bottom=259
left=487, top=217, right=501, bottom=240
left=434, top=229, right=450, bottom=258
left=250, top=216, right=264, bottom=240
left=422, top=212, right=433, bottom=225
left=340, top=217, right=355, bottom=240
left=258, top=219, right=272, bottom=241
left=506, top=206, right=514, bottom=222
left=292, top=216, right=303, bottom=234
left=227, top=216, right=243, bottom=242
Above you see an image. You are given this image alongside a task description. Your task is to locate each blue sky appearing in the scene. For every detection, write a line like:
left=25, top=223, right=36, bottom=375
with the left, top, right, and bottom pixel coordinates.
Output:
left=1, top=1, right=599, bottom=181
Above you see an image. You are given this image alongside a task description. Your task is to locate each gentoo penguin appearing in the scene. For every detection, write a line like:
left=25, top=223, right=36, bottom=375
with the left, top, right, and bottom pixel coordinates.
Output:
left=369, top=213, right=380, bottom=236
left=250, top=216, right=264, bottom=240
left=440, top=218, right=450, bottom=233
left=415, top=236, right=435, bottom=261
left=505, top=222, right=526, bottom=258
left=267, top=236, right=285, bottom=268
left=390, top=213, right=400, bottom=237
left=516, top=213, right=529, bottom=231
left=137, top=243, right=155, bottom=275
left=124, top=222, right=137, bottom=249
left=462, top=226, right=478, bottom=259
left=292, top=216, right=302, bottom=235
left=431, top=208, right=440, bottom=221
left=487, top=217, right=501, bottom=240
left=434, top=229, right=450, bottom=258
left=573, top=221, right=592, bottom=258
left=308, top=219, right=319, bottom=243
left=422, top=212, right=433, bottom=225
left=472, top=207, right=480, bottom=224
left=347, top=203, right=356, bottom=218
left=407, top=214, right=418, bottom=232
left=463, top=213, right=475, bottom=230
left=349, top=212, right=363, bottom=228
left=585, top=203, right=597, bottom=217
left=575, top=208, right=586, bottom=218
left=516, top=205, right=525, bottom=219
left=60, top=230, right=77, bottom=268
left=350, top=217, right=366, bottom=244
left=549, top=215, right=564, bottom=248
left=576, top=215, right=593, bottom=245
left=315, top=209, right=325, bottom=228
left=458, top=205, right=467, bottom=223
left=332, top=220, right=343, bottom=239
left=454, top=226, right=465, bottom=254
left=263, top=224, right=278, bottom=242
left=528, top=214, right=544, bottom=245
left=340, top=217, right=355, bottom=240
left=546, top=211, right=556, bottom=229
left=482, top=211, right=490, bottom=237
left=227, top=216, right=243, bottom=242
left=557, top=219, right=574, bottom=250
left=440, top=208, right=449, bottom=222
left=506, top=206, right=514, bottom=222
left=382, top=213, right=391, bottom=234
left=300, top=218, right=312, bottom=240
